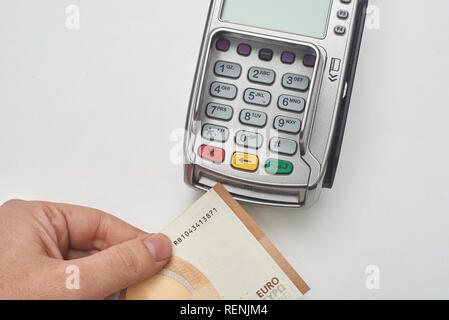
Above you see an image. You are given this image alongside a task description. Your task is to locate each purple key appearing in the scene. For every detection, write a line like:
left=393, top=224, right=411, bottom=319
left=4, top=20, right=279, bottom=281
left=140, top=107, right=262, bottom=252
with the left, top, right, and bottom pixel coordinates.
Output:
left=303, top=55, right=316, bottom=67
left=281, top=52, right=295, bottom=64
left=216, top=39, right=230, bottom=52
left=237, top=44, right=252, bottom=56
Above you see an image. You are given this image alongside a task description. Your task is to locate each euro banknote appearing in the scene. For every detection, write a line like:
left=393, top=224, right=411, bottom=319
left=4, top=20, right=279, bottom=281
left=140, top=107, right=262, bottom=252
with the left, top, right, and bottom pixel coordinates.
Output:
left=124, top=183, right=309, bottom=300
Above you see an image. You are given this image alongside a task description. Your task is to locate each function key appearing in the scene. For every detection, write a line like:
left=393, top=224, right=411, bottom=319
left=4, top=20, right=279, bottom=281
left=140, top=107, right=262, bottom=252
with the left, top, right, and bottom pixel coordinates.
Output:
left=334, top=25, right=347, bottom=35
left=269, top=137, right=298, bottom=156
left=214, top=61, right=242, bottom=79
left=278, top=95, right=306, bottom=113
left=202, top=124, right=229, bottom=142
left=210, top=82, right=237, bottom=100
left=232, top=152, right=259, bottom=172
left=274, top=115, right=301, bottom=134
left=235, top=131, right=264, bottom=150
left=265, top=159, right=293, bottom=175
left=237, top=43, right=252, bottom=56
left=240, top=109, right=268, bottom=128
left=303, top=55, right=316, bottom=67
left=244, top=88, right=271, bottom=106
left=259, top=48, right=273, bottom=61
left=337, top=10, right=349, bottom=20
left=216, top=39, right=230, bottom=51
left=248, top=67, right=276, bottom=85
left=199, top=145, right=225, bottom=163
left=282, top=73, right=310, bottom=92
left=206, top=103, right=233, bottom=121
left=281, top=52, right=296, bottom=64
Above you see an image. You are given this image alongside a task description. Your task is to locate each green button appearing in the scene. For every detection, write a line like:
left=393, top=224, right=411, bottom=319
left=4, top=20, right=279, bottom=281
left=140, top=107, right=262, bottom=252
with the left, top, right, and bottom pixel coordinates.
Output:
left=265, top=159, right=293, bottom=175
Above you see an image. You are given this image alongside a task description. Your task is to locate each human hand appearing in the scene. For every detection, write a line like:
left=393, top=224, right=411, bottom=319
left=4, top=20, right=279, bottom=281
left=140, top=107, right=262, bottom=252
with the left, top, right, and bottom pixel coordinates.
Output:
left=0, top=199, right=172, bottom=299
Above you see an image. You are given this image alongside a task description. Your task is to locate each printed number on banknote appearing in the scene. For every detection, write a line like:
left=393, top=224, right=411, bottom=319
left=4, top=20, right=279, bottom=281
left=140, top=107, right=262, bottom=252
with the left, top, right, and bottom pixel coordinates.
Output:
left=173, top=207, right=218, bottom=247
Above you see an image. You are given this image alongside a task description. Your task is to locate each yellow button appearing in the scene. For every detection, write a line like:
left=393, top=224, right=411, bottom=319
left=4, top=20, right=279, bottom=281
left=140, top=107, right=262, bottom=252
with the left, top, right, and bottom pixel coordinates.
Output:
left=232, top=152, right=259, bottom=172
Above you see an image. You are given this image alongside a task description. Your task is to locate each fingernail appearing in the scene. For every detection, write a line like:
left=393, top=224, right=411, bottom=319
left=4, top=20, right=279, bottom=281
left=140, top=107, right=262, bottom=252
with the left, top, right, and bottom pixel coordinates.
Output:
left=144, top=233, right=172, bottom=262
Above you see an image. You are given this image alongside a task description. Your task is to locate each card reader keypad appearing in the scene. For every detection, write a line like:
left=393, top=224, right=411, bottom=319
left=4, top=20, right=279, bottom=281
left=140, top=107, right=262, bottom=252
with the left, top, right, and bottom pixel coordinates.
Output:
left=199, top=35, right=316, bottom=176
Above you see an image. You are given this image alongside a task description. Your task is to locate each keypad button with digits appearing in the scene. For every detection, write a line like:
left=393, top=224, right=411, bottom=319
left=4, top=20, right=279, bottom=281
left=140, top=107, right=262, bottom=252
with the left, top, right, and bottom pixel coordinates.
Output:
left=206, top=103, right=234, bottom=121
left=200, top=37, right=316, bottom=175
left=248, top=67, right=276, bottom=85
left=278, top=95, right=306, bottom=113
left=243, top=88, right=272, bottom=106
left=282, top=73, right=310, bottom=92
left=236, top=131, right=264, bottom=150
left=210, top=82, right=237, bottom=100
left=240, top=109, right=268, bottom=128
left=214, top=61, right=242, bottom=79
left=274, top=116, right=301, bottom=134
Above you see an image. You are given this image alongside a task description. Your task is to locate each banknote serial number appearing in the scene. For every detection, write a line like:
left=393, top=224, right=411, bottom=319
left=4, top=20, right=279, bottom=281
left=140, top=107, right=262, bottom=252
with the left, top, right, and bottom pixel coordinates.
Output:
left=173, top=207, right=219, bottom=247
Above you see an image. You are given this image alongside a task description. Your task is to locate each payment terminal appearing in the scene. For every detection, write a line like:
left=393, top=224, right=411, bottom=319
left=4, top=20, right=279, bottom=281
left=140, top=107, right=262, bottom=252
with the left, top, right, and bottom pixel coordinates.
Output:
left=184, top=0, right=368, bottom=208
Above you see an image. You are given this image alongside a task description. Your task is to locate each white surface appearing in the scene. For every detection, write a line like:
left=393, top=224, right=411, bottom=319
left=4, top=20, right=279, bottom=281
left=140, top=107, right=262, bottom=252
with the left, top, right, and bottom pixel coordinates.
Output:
left=0, top=0, right=448, bottom=299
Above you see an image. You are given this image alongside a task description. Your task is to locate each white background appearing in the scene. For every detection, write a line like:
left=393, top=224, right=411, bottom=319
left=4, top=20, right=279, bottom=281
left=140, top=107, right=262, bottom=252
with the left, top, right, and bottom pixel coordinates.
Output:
left=1, top=0, right=448, bottom=299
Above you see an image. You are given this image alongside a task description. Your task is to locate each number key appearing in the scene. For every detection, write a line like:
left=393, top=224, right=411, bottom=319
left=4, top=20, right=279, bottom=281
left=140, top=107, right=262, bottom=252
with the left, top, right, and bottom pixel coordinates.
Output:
left=278, top=95, right=306, bottom=113
left=274, top=116, right=301, bottom=134
left=206, top=103, right=233, bottom=121
left=214, top=61, right=242, bottom=79
left=210, top=82, right=237, bottom=100
left=240, top=109, right=268, bottom=128
left=248, top=67, right=275, bottom=85
left=244, top=88, right=271, bottom=106
left=282, top=73, right=310, bottom=92
left=236, top=131, right=264, bottom=149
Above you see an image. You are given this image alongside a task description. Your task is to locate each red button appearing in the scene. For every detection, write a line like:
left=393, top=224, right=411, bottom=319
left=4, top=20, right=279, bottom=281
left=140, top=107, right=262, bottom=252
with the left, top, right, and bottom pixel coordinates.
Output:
left=199, top=145, right=225, bottom=163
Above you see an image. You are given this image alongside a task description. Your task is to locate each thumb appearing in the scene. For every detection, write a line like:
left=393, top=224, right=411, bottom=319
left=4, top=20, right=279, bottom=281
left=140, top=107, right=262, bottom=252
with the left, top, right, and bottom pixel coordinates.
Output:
left=74, top=233, right=172, bottom=299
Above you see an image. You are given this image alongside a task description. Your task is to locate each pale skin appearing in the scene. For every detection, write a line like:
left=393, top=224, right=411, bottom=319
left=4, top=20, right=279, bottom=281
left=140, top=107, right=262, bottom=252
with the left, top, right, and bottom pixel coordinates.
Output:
left=0, top=199, right=172, bottom=299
